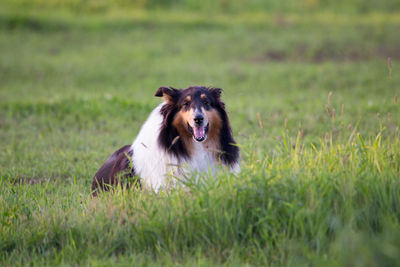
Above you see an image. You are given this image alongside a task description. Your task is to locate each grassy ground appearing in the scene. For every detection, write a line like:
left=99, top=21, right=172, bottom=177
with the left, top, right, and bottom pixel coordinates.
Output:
left=1, top=3, right=400, bottom=266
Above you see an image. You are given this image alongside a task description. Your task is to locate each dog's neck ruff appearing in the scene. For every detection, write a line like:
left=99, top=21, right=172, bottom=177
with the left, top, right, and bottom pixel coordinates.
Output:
left=131, top=103, right=239, bottom=191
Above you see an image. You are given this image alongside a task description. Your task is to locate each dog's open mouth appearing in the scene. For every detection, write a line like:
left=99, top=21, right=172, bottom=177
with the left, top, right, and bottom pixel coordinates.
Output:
left=187, top=123, right=209, bottom=142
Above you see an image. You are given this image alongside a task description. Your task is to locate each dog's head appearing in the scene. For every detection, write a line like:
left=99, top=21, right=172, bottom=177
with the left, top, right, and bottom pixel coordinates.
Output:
left=155, top=86, right=223, bottom=143
left=155, top=85, right=238, bottom=165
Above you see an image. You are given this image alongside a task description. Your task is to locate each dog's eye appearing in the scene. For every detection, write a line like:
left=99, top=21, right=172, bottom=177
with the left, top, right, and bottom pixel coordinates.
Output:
left=183, top=101, right=190, bottom=107
left=203, top=100, right=209, bottom=106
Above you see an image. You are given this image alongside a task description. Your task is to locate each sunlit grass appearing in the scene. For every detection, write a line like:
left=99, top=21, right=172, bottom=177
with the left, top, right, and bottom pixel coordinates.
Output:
left=1, top=130, right=400, bottom=265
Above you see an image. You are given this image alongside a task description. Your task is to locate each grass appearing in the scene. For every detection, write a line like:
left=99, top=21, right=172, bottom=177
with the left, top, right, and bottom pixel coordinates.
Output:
left=1, top=3, right=400, bottom=266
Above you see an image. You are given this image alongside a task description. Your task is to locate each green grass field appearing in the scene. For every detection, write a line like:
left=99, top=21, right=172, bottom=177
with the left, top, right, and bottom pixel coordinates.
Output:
left=1, top=1, right=400, bottom=265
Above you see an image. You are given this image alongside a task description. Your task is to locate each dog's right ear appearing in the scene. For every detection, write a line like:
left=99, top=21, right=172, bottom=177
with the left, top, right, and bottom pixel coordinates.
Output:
left=155, top=86, right=180, bottom=104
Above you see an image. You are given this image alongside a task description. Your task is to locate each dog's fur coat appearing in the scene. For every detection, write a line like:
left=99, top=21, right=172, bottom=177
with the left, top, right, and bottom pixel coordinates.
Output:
left=91, top=86, right=239, bottom=196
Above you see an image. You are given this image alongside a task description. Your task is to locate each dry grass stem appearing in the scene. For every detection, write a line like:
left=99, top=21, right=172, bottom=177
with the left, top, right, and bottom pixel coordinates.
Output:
left=325, top=104, right=330, bottom=115
left=298, top=128, right=303, bottom=138
left=256, top=112, right=263, bottom=129
left=169, top=136, right=180, bottom=150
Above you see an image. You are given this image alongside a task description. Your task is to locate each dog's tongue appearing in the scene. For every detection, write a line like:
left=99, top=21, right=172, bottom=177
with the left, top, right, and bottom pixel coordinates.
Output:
left=193, top=126, right=205, bottom=140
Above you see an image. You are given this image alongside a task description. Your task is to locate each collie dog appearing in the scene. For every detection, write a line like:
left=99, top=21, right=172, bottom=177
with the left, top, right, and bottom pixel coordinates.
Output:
left=91, top=86, right=239, bottom=196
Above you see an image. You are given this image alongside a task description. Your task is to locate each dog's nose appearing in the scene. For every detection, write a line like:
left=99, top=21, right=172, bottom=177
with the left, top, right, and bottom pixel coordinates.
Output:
left=194, top=115, right=204, bottom=125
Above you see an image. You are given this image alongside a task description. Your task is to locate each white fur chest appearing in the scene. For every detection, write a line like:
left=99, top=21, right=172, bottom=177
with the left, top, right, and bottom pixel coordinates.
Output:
left=188, top=141, right=218, bottom=174
left=130, top=103, right=219, bottom=191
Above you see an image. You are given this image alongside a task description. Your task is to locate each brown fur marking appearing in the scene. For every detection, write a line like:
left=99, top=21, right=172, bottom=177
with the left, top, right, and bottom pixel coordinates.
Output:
left=172, top=110, right=194, bottom=155
left=162, top=95, right=174, bottom=104
left=203, top=109, right=222, bottom=158
left=91, top=145, right=138, bottom=197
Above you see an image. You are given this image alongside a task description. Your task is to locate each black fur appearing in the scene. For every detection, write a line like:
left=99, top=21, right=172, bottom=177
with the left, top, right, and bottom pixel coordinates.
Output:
left=214, top=98, right=240, bottom=165
left=158, top=103, right=190, bottom=159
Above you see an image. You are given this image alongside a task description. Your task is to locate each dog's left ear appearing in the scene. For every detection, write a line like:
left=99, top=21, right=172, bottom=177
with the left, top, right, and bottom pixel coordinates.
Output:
left=155, top=86, right=181, bottom=104
left=209, top=87, right=223, bottom=99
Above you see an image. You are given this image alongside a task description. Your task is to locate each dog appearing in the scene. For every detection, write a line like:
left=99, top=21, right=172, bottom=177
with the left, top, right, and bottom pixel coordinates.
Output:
left=91, top=86, right=239, bottom=196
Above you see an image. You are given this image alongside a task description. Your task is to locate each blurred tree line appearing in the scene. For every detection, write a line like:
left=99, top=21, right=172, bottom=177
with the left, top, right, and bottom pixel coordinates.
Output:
left=3, top=0, right=400, bottom=14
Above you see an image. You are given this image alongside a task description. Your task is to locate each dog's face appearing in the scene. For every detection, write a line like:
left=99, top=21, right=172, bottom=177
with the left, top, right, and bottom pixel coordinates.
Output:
left=155, top=86, right=223, bottom=143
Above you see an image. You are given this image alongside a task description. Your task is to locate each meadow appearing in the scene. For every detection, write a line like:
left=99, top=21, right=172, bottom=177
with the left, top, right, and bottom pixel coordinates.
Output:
left=1, top=1, right=400, bottom=265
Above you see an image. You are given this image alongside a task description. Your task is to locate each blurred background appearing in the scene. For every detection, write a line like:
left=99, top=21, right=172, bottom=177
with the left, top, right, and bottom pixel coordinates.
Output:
left=2, top=0, right=400, bottom=14
left=0, top=0, right=399, bottom=179
left=2, top=2, right=400, bottom=265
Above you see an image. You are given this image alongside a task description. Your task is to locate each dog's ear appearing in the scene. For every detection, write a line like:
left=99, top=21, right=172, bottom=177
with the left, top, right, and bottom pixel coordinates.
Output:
left=155, top=86, right=180, bottom=104
left=209, top=87, right=223, bottom=100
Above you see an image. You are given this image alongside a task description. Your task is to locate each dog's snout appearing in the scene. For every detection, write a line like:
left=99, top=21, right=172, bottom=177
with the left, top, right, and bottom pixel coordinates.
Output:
left=194, top=115, right=204, bottom=125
